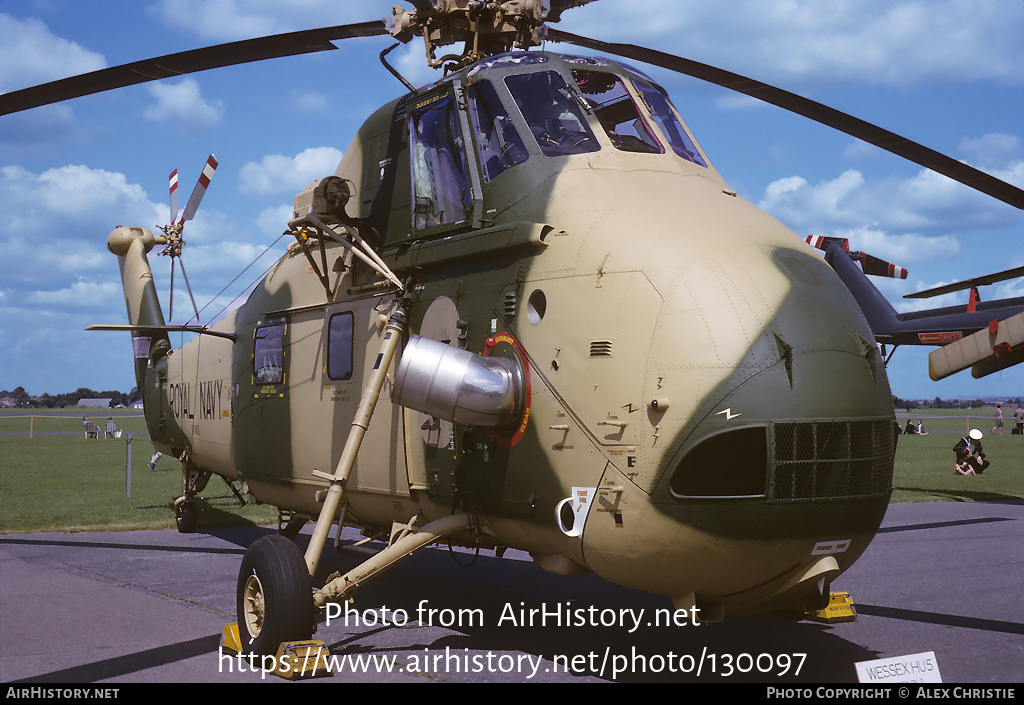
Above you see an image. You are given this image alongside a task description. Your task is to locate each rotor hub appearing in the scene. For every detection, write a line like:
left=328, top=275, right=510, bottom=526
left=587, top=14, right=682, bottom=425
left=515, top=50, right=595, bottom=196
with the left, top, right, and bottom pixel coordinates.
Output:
left=389, top=0, right=552, bottom=69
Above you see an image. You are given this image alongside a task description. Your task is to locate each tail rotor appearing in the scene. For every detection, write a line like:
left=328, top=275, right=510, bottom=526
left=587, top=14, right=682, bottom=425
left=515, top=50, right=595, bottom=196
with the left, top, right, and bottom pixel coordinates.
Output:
left=806, top=235, right=908, bottom=280
left=159, top=155, right=218, bottom=323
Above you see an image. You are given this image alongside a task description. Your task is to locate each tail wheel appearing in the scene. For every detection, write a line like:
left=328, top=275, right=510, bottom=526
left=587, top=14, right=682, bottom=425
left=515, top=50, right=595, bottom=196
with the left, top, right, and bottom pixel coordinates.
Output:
left=236, top=534, right=314, bottom=655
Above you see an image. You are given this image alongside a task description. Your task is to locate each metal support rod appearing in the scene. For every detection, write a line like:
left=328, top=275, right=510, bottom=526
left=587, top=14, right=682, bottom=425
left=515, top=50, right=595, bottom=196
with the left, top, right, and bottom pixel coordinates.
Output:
left=314, top=512, right=474, bottom=607
left=304, top=303, right=408, bottom=576
left=125, top=435, right=132, bottom=499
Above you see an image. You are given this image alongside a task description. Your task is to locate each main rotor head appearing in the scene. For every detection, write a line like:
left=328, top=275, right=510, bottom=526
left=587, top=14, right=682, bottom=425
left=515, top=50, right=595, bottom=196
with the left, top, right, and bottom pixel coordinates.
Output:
left=389, top=0, right=576, bottom=70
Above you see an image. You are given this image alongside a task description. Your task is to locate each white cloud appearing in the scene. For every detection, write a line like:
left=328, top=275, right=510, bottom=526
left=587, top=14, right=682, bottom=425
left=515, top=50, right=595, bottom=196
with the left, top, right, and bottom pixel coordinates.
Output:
left=959, top=134, right=1024, bottom=172
left=562, top=0, right=1024, bottom=88
left=26, top=279, right=121, bottom=309
left=146, top=0, right=381, bottom=41
left=294, top=91, right=330, bottom=113
left=0, top=163, right=164, bottom=235
left=759, top=160, right=1023, bottom=243
left=238, top=147, right=343, bottom=197
left=143, top=78, right=224, bottom=129
left=0, top=14, right=106, bottom=92
left=256, top=204, right=294, bottom=237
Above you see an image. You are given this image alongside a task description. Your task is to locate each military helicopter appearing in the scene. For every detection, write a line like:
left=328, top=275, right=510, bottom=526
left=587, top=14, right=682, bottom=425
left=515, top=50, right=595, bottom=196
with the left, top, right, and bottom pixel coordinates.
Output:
left=803, top=235, right=1024, bottom=382
left=4, top=0, right=1024, bottom=658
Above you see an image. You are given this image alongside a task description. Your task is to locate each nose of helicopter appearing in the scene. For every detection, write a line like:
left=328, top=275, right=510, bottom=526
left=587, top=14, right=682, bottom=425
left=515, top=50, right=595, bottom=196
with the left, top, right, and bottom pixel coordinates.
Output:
left=580, top=243, right=896, bottom=617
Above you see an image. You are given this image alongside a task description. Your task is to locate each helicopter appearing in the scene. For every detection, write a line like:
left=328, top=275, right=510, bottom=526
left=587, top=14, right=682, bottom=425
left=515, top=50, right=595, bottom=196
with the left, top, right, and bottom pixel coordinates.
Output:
left=4, top=0, right=1024, bottom=659
left=802, top=235, right=1024, bottom=380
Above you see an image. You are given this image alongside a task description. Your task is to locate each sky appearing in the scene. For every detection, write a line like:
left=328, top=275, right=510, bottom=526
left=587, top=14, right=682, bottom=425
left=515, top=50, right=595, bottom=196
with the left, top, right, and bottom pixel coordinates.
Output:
left=1, top=0, right=1022, bottom=402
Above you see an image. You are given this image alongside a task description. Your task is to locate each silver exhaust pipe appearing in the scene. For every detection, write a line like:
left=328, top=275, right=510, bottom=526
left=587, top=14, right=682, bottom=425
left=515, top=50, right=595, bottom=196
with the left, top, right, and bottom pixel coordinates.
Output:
left=393, top=335, right=523, bottom=430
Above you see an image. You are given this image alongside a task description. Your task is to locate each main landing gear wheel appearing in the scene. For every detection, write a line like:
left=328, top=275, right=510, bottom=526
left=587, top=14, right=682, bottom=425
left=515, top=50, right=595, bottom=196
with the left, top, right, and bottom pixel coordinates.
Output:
left=175, top=502, right=196, bottom=532
left=173, top=497, right=196, bottom=533
left=236, top=534, right=314, bottom=655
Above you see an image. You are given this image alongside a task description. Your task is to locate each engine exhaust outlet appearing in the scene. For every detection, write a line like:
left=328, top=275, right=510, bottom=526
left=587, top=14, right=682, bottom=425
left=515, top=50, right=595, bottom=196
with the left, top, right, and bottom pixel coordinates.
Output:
left=393, top=335, right=523, bottom=430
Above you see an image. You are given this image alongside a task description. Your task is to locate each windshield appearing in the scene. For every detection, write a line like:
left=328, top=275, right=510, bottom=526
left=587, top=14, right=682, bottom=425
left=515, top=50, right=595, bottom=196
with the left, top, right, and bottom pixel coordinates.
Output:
left=635, top=82, right=707, bottom=166
left=505, top=71, right=600, bottom=157
left=466, top=79, right=529, bottom=183
left=573, top=70, right=662, bottom=154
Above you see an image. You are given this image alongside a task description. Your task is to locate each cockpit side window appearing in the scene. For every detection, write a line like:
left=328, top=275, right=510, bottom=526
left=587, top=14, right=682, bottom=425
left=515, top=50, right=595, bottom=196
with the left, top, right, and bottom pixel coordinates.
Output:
left=410, top=92, right=472, bottom=230
left=635, top=82, right=708, bottom=167
left=253, top=321, right=285, bottom=385
left=466, top=79, right=529, bottom=183
left=573, top=70, right=663, bottom=154
left=505, top=71, right=600, bottom=157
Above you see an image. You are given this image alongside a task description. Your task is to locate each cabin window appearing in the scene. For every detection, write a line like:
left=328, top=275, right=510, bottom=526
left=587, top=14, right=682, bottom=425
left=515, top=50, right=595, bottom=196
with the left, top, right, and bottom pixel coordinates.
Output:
left=327, top=312, right=354, bottom=380
left=253, top=322, right=284, bottom=385
left=572, top=70, right=663, bottom=154
left=635, top=82, right=707, bottom=166
left=410, top=92, right=472, bottom=230
left=505, top=71, right=600, bottom=157
left=466, top=79, right=529, bottom=183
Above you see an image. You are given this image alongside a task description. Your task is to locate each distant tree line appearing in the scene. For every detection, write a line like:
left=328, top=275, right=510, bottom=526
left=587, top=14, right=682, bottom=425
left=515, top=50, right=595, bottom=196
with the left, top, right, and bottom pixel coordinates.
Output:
left=893, top=396, right=1022, bottom=411
left=0, top=386, right=141, bottom=409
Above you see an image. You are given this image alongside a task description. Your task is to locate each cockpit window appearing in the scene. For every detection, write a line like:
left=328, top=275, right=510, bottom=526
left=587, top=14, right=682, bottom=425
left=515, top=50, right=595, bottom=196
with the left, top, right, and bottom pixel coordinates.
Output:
left=573, top=70, right=663, bottom=154
left=504, top=71, right=600, bottom=157
left=253, top=321, right=284, bottom=385
left=635, top=82, right=707, bottom=167
left=466, top=79, right=529, bottom=183
left=410, top=92, right=472, bottom=229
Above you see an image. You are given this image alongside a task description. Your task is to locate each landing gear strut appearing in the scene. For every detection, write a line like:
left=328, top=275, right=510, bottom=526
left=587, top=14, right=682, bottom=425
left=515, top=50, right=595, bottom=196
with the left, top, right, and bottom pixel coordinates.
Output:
left=174, top=457, right=210, bottom=533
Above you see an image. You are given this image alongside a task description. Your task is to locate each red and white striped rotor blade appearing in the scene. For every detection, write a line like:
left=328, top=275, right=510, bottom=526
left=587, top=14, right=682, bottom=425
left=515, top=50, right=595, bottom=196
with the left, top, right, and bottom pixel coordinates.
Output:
left=169, top=168, right=180, bottom=224
left=857, top=252, right=909, bottom=279
left=180, top=154, right=218, bottom=223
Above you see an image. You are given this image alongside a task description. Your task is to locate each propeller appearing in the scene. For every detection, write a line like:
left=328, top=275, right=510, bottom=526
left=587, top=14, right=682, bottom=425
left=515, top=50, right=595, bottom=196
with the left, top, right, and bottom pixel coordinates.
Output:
left=806, top=236, right=908, bottom=280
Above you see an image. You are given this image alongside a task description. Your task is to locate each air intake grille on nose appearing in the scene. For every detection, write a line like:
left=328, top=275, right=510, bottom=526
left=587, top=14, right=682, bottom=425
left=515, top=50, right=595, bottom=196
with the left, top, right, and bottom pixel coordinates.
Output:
left=772, top=420, right=894, bottom=500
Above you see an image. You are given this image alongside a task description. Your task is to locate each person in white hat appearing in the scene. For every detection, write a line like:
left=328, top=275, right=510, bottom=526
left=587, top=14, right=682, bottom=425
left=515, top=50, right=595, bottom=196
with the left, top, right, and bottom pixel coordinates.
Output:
left=953, top=429, right=990, bottom=475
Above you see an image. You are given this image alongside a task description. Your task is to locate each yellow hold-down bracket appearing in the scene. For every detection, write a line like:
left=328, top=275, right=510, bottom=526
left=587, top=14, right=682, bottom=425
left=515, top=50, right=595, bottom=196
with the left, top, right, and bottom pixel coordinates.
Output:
left=272, top=640, right=333, bottom=679
left=808, top=591, right=857, bottom=623
left=219, top=623, right=333, bottom=679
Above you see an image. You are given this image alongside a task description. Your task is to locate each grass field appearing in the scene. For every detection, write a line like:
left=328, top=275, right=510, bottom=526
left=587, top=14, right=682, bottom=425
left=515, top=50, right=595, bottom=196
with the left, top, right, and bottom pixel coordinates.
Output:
left=892, top=408, right=1024, bottom=502
left=1, top=409, right=1021, bottom=534
left=0, top=409, right=277, bottom=533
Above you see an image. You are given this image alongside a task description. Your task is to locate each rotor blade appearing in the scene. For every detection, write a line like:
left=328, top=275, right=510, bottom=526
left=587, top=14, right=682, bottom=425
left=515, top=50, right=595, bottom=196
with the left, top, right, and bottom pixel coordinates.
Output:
left=168, top=257, right=175, bottom=322
left=169, top=169, right=179, bottom=225
left=179, top=154, right=218, bottom=224
left=806, top=235, right=850, bottom=253
left=546, top=29, right=1024, bottom=211
left=904, top=265, right=1024, bottom=299
left=856, top=252, right=908, bottom=280
left=0, top=20, right=387, bottom=116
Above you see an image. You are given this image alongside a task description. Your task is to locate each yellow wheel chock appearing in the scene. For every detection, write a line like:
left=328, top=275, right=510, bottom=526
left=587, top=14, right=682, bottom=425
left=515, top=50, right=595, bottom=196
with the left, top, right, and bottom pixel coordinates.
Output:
left=807, top=591, right=857, bottom=623
left=220, top=623, right=333, bottom=679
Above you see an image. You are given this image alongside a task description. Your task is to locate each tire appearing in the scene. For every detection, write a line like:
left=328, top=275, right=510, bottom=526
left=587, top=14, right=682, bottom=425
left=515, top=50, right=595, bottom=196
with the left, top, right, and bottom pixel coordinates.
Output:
left=236, top=534, right=314, bottom=655
left=175, top=502, right=196, bottom=533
